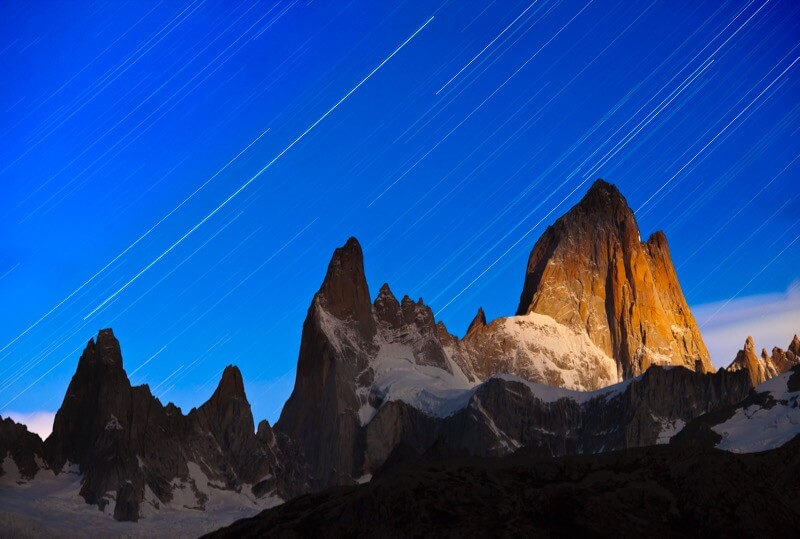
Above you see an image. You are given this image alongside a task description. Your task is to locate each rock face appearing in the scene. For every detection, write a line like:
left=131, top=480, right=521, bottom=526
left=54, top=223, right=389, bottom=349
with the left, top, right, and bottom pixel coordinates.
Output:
left=275, top=238, right=376, bottom=491
left=516, top=179, right=711, bottom=378
left=362, top=366, right=751, bottom=467
left=465, top=308, right=487, bottom=335
left=0, top=416, right=45, bottom=480
left=40, top=329, right=281, bottom=521
left=727, top=335, right=800, bottom=386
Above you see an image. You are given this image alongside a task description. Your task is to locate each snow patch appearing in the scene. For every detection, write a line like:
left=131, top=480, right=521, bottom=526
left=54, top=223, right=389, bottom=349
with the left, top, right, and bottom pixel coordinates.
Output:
left=317, top=307, right=479, bottom=424
left=0, top=462, right=283, bottom=537
left=712, top=371, right=800, bottom=453
left=355, top=474, right=372, bottom=484
left=473, top=312, right=620, bottom=391
left=652, top=415, right=686, bottom=444
left=365, top=338, right=477, bottom=420
left=105, top=415, right=123, bottom=431
left=470, top=396, right=521, bottom=452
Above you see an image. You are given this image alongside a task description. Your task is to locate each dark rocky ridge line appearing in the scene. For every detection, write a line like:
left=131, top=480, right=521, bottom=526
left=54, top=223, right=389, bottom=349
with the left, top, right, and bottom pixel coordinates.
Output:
left=204, top=434, right=800, bottom=538
left=359, top=365, right=752, bottom=470
left=1, top=329, right=290, bottom=521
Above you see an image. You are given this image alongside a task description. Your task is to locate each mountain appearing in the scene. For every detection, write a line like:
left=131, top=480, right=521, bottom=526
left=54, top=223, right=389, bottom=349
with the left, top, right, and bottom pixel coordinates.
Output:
left=273, top=180, right=723, bottom=492
left=2, top=179, right=796, bottom=535
left=517, top=180, right=711, bottom=378
left=205, top=434, right=800, bottom=539
left=2, top=329, right=285, bottom=523
left=726, top=335, right=800, bottom=386
left=0, top=416, right=44, bottom=481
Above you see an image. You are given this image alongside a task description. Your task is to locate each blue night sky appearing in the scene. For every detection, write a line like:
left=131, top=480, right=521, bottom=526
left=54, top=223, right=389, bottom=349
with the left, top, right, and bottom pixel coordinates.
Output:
left=1, top=0, right=798, bottom=434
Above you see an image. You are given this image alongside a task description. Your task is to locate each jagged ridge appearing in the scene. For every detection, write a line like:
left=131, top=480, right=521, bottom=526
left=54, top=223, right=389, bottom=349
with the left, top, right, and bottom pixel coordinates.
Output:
left=3, top=329, right=286, bottom=522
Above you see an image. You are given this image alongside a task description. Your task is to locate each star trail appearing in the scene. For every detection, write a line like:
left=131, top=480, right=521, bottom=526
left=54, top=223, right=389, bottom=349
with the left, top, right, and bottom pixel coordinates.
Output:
left=0, top=0, right=797, bottom=428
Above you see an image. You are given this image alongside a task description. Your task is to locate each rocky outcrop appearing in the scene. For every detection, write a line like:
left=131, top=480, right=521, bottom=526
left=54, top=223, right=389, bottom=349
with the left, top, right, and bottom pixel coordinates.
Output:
left=727, top=336, right=767, bottom=385
left=274, top=238, right=377, bottom=491
left=40, top=329, right=280, bottom=521
left=317, top=237, right=376, bottom=342
left=465, top=308, right=487, bottom=335
left=0, top=416, right=45, bottom=480
left=727, top=335, right=800, bottom=386
left=516, top=179, right=711, bottom=378
left=191, top=365, right=273, bottom=488
left=772, top=336, right=800, bottom=372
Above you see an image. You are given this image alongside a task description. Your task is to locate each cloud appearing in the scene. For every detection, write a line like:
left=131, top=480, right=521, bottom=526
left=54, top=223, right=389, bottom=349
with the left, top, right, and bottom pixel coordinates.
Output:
left=0, top=410, right=56, bottom=439
left=692, top=281, right=800, bottom=368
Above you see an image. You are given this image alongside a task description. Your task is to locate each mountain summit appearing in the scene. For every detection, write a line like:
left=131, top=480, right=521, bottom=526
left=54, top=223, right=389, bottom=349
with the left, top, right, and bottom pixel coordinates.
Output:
left=516, top=179, right=711, bottom=378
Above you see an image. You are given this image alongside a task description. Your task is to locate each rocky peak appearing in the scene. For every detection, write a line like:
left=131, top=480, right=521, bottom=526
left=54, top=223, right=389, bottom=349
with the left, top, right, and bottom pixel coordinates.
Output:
left=193, top=365, right=270, bottom=487
left=646, top=230, right=669, bottom=251
left=78, top=328, right=124, bottom=370
left=276, top=238, right=381, bottom=489
left=728, top=337, right=765, bottom=386
left=515, top=179, right=711, bottom=378
left=211, top=365, right=247, bottom=401
left=400, top=295, right=436, bottom=331
left=256, top=420, right=275, bottom=444
left=466, top=307, right=487, bottom=335
left=45, top=329, right=133, bottom=471
left=575, top=179, right=636, bottom=223
left=197, top=365, right=251, bottom=422
left=725, top=336, right=800, bottom=386
left=316, top=237, right=375, bottom=340
left=374, top=283, right=403, bottom=329
left=790, top=335, right=800, bottom=356
left=375, top=283, right=397, bottom=304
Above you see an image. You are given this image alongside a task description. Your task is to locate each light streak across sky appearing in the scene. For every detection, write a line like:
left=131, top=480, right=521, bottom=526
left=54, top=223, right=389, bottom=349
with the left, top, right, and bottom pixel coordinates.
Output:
left=0, top=0, right=797, bottom=424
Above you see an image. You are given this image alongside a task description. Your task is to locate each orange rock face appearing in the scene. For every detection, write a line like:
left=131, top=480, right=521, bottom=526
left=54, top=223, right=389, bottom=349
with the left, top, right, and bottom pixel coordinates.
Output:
left=516, top=179, right=712, bottom=379
left=727, top=335, right=800, bottom=386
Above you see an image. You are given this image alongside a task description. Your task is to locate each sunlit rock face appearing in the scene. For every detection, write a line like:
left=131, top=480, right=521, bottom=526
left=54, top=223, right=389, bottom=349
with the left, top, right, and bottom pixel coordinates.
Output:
left=727, top=335, right=800, bottom=386
left=516, top=179, right=712, bottom=378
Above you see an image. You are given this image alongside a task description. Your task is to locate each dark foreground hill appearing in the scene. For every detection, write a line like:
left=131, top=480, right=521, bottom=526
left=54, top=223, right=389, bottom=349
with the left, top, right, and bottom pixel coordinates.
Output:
left=205, top=435, right=800, bottom=539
